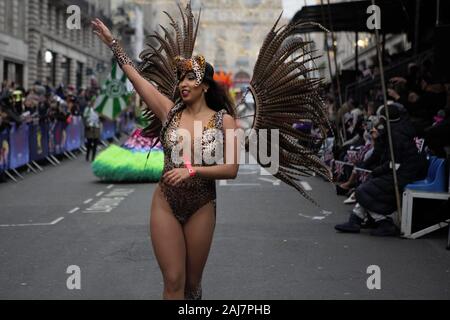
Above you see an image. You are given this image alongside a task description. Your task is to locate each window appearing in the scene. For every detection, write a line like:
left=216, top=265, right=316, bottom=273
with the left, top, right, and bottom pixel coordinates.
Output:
left=17, top=0, right=25, bottom=39
left=4, top=0, right=13, bottom=34
left=76, top=61, right=83, bottom=89
left=3, top=60, right=24, bottom=87
left=61, top=56, right=71, bottom=85
left=0, top=0, right=5, bottom=32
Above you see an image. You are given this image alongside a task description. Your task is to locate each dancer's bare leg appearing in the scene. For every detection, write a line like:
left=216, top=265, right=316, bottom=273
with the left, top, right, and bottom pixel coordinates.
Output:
left=150, top=185, right=186, bottom=299
left=183, top=201, right=216, bottom=299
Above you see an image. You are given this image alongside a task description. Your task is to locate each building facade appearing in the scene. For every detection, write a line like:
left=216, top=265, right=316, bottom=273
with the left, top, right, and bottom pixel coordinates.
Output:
left=138, top=0, right=285, bottom=87
left=0, top=0, right=28, bottom=88
left=304, top=0, right=411, bottom=82
left=0, top=0, right=113, bottom=90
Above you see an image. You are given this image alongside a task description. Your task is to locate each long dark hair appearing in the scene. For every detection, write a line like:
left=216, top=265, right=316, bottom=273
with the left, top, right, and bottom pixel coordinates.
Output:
left=204, top=79, right=236, bottom=118
left=144, top=79, right=235, bottom=145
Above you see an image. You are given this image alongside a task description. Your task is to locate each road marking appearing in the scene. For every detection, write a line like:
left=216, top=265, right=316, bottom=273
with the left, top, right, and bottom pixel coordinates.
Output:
left=219, top=180, right=260, bottom=186
left=298, top=213, right=313, bottom=219
left=258, top=177, right=281, bottom=185
left=238, top=170, right=258, bottom=175
left=298, top=209, right=332, bottom=221
left=83, top=188, right=135, bottom=213
left=96, top=191, right=104, bottom=197
left=300, top=181, right=312, bottom=191
left=50, top=217, right=64, bottom=224
left=68, top=207, right=80, bottom=214
left=84, top=198, right=93, bottom=204
left=0, top=217, right=64, bottom=227
left=107, top=184, right=114, bottom=189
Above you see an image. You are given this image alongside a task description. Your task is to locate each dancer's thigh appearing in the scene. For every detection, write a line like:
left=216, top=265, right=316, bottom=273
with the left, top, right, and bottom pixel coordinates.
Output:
left=183, top=201, right=216, bottom=284
left=150, top=186, right=186, bottom=281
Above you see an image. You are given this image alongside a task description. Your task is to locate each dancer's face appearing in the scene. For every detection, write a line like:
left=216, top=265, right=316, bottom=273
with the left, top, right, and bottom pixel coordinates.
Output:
left=178, top=71, right=208, bottom=104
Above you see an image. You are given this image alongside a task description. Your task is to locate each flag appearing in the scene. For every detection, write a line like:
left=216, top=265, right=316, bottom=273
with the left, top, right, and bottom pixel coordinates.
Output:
left=334, top=161, right=344, bottom=176
left=347, top=150, right=358, bottom=164
left=414, top=137, right=424, bottom=153
left=356, top=168, right=371, bottom=183
left=94, top=62, right=132, bottom=120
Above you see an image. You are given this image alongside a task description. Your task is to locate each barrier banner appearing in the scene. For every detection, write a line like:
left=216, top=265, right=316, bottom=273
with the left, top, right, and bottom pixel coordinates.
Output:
left=101, top=119, right=115, bottom=140
left=65, top=116, right=82, bottom=151
left=80, top=121, right=85, bottom=144
left=29, top=122, right=49, bottom=161
left=0, top=129, right=10, bottom=171
left=122, top=118, right=135, bottom=134
left=9, top=123, right=30, bottom=169
left=48, top=121, right=66, bottom=155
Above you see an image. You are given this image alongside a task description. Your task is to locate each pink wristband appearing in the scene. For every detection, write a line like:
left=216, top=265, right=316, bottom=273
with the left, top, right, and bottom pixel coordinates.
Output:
left=184, top=158, right=196, bottom=177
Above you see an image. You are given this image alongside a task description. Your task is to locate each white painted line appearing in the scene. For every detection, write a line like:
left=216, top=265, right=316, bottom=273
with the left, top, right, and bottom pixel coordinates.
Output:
left=258, top=177, right=281, bottom=185
left=238, top=170, right=258, bottom=175
left=50, top=217, right=65, bottom=225
left=107, top=184, right=114, bottom=189
left=84, top=198, right=93, bottom=204
left=83, top=188, right=135, bottom=214
left=96, top=191, right=104, bottom=197
left=219, top=180, right=260, bottom=186
left=312, top=216, right=325, bottom=220
left=298, top=213, right=312, bottom=219
left=260, top=167, right=274, bottom=176
left=0, top=217, right=64, bottom=227
left=68, top=207, right=80, bottom=214
left=300, top=181, right=312, bottom=191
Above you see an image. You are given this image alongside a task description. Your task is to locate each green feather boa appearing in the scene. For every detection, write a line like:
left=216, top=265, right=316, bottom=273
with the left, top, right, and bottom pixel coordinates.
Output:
left=92, top=145, right=163, bottom=182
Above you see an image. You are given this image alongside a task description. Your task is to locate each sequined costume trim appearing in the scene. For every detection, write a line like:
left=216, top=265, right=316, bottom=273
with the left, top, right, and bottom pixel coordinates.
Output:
left=159, top=103, right=228, bottom=224
left=110, top=40, right=136, bottom=69
left=174, top=55, right=206, bottom=87
left=185, top=284, right=202, bottom=300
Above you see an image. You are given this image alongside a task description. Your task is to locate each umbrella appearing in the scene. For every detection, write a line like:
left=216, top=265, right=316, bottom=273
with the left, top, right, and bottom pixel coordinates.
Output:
left=94, top=62, right=132, bottom=120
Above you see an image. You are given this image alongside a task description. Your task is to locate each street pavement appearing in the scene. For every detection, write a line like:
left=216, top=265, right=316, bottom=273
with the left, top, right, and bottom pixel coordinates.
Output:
left=0, top=148, right=449, bottom=300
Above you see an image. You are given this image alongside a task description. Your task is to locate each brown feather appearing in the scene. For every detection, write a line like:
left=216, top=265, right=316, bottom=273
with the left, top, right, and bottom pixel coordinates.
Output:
left=243, top=17, right=332, bottom=204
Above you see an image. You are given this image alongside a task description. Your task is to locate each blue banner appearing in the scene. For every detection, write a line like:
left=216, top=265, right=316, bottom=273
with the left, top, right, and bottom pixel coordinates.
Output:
left=101, top=120, right=115, bottom=140
left=0, top=129, right=9, bottom=171
left=119, top=115, right=135, bottom=135
left=29, top=122, right=49, bottom=161
left=65, top=116, right=83, bottom=151
left=9, top=123, right=30, bottom=169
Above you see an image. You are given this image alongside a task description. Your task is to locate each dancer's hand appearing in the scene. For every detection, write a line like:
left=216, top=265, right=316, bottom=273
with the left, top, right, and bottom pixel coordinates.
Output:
left=91, top=18, right=114, bottom=47
left=163, top=168, right=191, bottom=186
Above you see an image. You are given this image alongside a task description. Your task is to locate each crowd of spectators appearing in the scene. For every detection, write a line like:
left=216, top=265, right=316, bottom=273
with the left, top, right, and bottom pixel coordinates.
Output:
left=0, top=80, right=100, bottom=132
left=323, top=58, right=450, bottom=237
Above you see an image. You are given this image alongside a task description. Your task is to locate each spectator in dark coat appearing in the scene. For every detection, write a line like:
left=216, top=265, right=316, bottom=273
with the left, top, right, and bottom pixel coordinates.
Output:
left=423, top=88, right=450, bottom=158
left=335, top=104, right=428, bottom=236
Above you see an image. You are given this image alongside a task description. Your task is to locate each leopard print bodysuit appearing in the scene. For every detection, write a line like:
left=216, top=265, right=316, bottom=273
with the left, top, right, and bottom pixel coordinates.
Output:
left=159, top=103, right=228, bottom=224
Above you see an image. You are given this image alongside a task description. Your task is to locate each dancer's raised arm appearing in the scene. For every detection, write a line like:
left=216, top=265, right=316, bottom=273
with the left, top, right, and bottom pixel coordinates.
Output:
left=91, top=18, right=173, bottom=123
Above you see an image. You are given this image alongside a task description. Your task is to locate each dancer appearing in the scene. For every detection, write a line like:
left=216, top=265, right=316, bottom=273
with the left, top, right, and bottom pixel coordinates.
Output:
left=92, top=2, right=330, bottom=299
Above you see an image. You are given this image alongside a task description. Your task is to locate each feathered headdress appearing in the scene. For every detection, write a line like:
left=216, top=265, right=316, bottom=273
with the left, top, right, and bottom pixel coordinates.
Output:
left=137, top=2, right=200, bottom=139
left=138, top=1, right=332, bottom=203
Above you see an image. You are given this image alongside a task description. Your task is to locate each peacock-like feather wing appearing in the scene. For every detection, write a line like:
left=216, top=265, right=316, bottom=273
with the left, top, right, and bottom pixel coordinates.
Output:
left=241, top=18, right=332, bottom=204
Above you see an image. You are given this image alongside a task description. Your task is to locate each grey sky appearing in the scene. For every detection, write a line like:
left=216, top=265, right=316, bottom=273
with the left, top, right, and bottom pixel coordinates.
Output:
left=282, top=0, right=314, bottom=19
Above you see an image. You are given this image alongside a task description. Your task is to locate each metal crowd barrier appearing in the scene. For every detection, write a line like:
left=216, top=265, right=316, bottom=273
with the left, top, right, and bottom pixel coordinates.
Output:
left=0, top=115, right=136, bottom=182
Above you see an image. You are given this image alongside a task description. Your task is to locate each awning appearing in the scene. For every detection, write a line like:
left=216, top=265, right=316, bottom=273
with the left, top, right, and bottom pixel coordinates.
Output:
left=291, top=0, right=449, bottom=34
